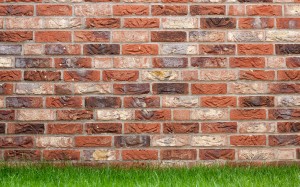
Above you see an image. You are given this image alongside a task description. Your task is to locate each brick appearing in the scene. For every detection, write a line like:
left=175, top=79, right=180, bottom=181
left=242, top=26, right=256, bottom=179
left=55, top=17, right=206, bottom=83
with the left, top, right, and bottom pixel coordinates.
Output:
left=83, top=150, right=117, bottom=161
left=115, top=135, right=150, bottom=148
left=229, top=83, right=267, bottom=94
left=199, top=44, right=235, bottom=55
left=277, top=18, right=300, bottom=29
left=6, top=97, right=43, bottom=108
left=0, top=123, right=4, bottom=134
left=238, top=149, right=275, bottom=160
left=7, top=123, right=44, bottom=134
left=112, top=31, right=148, bottom=43
left=152, top=135, right=190, bottom=147
left=286, top=57, right=300, bottom=68
left=113, top=84, right=150, bottom=95
left=201, top=97, right=236, bottom=108
left=284, top=5, right=300, bottom=16
left=143, top=70, right=179, bottom=81
left=277, top=122, right=300, bottom=133
left=0, top=31, right=32, bottom=42
left=0, top=71, right=21, bottom=81
left=35, top=31, right=71, bottom=43
left=161, top=149, right=196, bottom=160
left=199, top=70, right=237, bottom=81
left=201, top=122, right=237, bottom=133
left=86, top=123, right=122, bottom=134
left=55, top=84, right=73, bottom=95
left=269, top=84, right=300, bottom=94
left=276, top=96, right=300, bottom=107
left=43, top=18, right=81, bottom=29
left=152, top=5, right=187, bottom=16
left=191, top=135, right=227, bottom=146
left=85, top=97, right=121, bottom=109
left=4, top=150, right=41, bottom=161
left=16, top=58, right=52, bottom=68
left=230, top=109, right=266, bottom=120
left=189, top=31, right=225, bottom=42
left=151, top=31, right=186, bottom=42
left=74, top=4, right=110, bottom=16
left=6, top=18, right=42, bottom=29
left=239, top=122, right=275, bottom=133
left=153, top=57, right=188, bottom=68
left=17, top=110, right=55, bottom=121
left=0, top=45, right=22, bottom=55
left=135, top=109, right=171, bottom=120
left=114, top=57, right=151, bottom=68
left=163, top=123, right=199, bottom=133
left=191, top=5, right=225, bottom=15
left=45, top=44, right=81, bottom=55
left=74, top=83, right=110, bottom=94
left=191, top=57, right=227, bottom=68
left=161, top=44, right=197, bottom=55
left=266, top=31, right=300, bottom=42
left=239, top=96, right=274, bottom=107
left=36, top=137, right=73, bottom=148
left=16, top=83, right=54, bottom=95
left=0, top=57, right=13, bottom=68
left=230, top=135, right=266, bottom=146
left=0, top=136, right=33, bottom=148
left=229, top=5, right=245, bottom=16
left=43, top=150, right=80, bottom=161
left=162, top=96, right=198, bottom=108
left=55, top=58, right=92, bottom=68
left=103, top=70, right=139, bottom=81
left=228, top=31, right=264, bottom=42
left=113, top=5, right=149, bottom=16
left=46, top=96, right=82, bottom=108
left=247, top=5, right=282, bottom=16
left=239, top=70, right=275, bottom=81
left=192, top=84, right=227, bottom=94
left=64, top=70, right=100, bottom=82
left=24, top=71, right=61, bottom=81
left=201, top=18, right=236, bottom=29
left=200, top=149, right=235, bottom=160
left=47, top=123, right=83, bottom=134
left=153, top=83, right=188, bottom=95
left=191, top=109, right=228, bottom=120
left=0, top=5, right=33, bottom=16
left=86, top=18, right=120, bottom=28
left=269, top=135, right=300, bottom=146
left=96, top=110, right=134, bottom=121
left=57, top=110, right=93, bottom=120
left=276, top=44, right=300, bottom=55
left=173, top=110, right=190, bottom=121
left=124, top=96, right=160, bottom=108
left=125, top=123, right=160, bottom=134
left=124, top=18, right=159, bottom=28
left=122, top=44, right=158, bottom=55
left=75, top=136, right=112, bottom=147
left=84, top=44, right=120, bottom=55
left=269, top=109, right=300, bottom=120
left=238, top=44, right=273, bottom=55
left=266, top=57, right=285, bottom=69
left=162, top=18, right=198, bottom=29
left=122, top=150, right=158, bottom=160
left=230, top=57, right=265, bottom=68
left=37, top=5, right=72, bottom=16
left=239, top=18, right=274, bottom=29
left=24, top=44, right=43, bottom=55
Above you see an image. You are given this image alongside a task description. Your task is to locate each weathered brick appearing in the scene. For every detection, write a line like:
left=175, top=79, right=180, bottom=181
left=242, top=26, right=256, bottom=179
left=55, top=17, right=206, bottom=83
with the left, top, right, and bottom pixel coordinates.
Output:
left=125, top=123, right=160, bottom=134
left=231, top=135, right=266, bottom=146
left=201, top=97, right=236, bottom=107
left=86, top=123, right=121, bottom=134
left=124, top=96, right=160, bottom=108
left=200, top=149, right=235, bottom=160
left=192, top=84, right=227, bottom=94
left=269, top=84, right=300, bottom=94
left=152, top=135, right=190, bottom=147
left=239, top=96, right=274, bottom=107
left=239, top=70, right=275, bottom=81
left=75, top=136, right=112, bottom=147
left=278, top=122, right=300, bottom=133
left=191, top=135, right=227, bottom=146
left=75, top=4, right=110, bottom=16
left=269, top=135, right=300, bottom=146
left=153, top=57, right=188, bottom=68
left=6, top=18, right=41, bottom=29
left=201, top=122, right=237, bottom=133
left=189, top=31, right=225, bottom=42
left=46, top=96, right=82, bottom=108
left=114, top=57, right=151, bottom=68
left=151, top=31, right=186, bottom=42
left=238, top=149, right=275, bottom=160
left=4, top=150, right=40, bottom=161
left=162, top=96, right=198, bottom=108
left=113, top=5, right=149, bottom=16
left=199, top=44, right=235, bottom=55
left=85, top=97, right=121, bottom=108
left=0, top=71, right=21, bottom=81
left=96, top=110, right=134, bottom=121
left=0, top=45, right=22, bottom=55
left=112, top=31, right=148, bottom=43
left=0, top=57, right=14, bottom=68
left=153, top=83, right=188, bottom=95
left=83, top=150, right=117, bottom=161
left=84, top=44, right=120, bottom=55
left=239, top=18, right=274, bottom=29
left=161, top=44, right=197, bottom=55
left=191, top=57, right=227, bottom=68
left=6, top=97, right=43, bottom=108
left=0, top=136, right=33, bottom=148
left=43, top=150, right=80, bottom=161
left=37, top=5, right=72, bottom=16
left=36, top=137, right=73, bottom=148
left=45, top=44, right=81, bottom=55
left=86, top=18, right=120, bottom=28
left=201, top=18, right=236, bottom=29
left=17, top=110, right=55, bottom=121
left=16, top=83, right=54, bottom=95
left=162, top=18, right=198, bottom=29
left=122, top=150, right=158, bottom=160
left=276, top=44, right=300, bottom=55
left=124, top=18, right=159, bottom=28
left=103, top=70, right=139, bottom=81
left=64, top=70, right=100, bottom=82
left=199, top=70, right=237, bottom=81
left=114, top=84, right=150, bottom=95
left=190, top=109, right=228, bottom=120
left=16, top=58, right=52, bottom=68
left=43, top=18, right=81, bottom=29
left=115, top=135, right=150, bottom=148
left=161, top=149, right=196, bottom=160
left=24, top=71, right=61, bottom=81
left=239, top=122, right=275, bottom=133
left=163, top=123, right=199, bottom=133
left=7, top=123, right=44, bottom=134
left=191, top=5, right=225, bottom=15
left=57, top=110, right=93, bottom=120
left=0, top=5, right=33, bottom=16
left=269, top=109, right=300, bottom=120
left=135, top=109, right=171, bottom=120
left=47, top=123, right=83, bottom=134
left=152, top=5, right=187, bottom=16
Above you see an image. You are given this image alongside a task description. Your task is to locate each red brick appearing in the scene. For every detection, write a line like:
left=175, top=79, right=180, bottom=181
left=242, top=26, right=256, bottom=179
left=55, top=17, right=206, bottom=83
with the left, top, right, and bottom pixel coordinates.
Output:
left=151, top=31, right=186, bottom=42
left=200, top=149, right=235, bottom=160
left=277, top=18, right=300, bottom=29
left=35, top=31, right=71, bottom=43
left=124, top=123, right=160, bottom=134
left=86, top=123, right=122, bottom=134
left=278, top=70, right=300, bottom=81
left=152, top=5, right=187, bottom=16
left=7, top=123, right=44, bottom=134
left=161, top=149, right=196, bottom=160
left=0, top=5, right=33, bottom=16
left=191, top=5, right=225, bottom=15
left=46, top=96, right=82, bottom=108
left=43, top=150, right=80, bottom=161
left=47, top=123, right=83, bottom=134
left=239, top=70, right=275, bottom=81
left=230, top=57, right=265, bottom=68
left=135, top=109, right=171, bottom=121
left=6, top=97, right=43, bottom=108
left=57, top=110, right=93, bottom=120
left=238, top=44, right=273, bottom=55
left=64, top=70, right=100, bottom=82
left=75, top=136, right=112, bottom=147
left=230, top=109, right=266, bottom=120
left=124, top=96, right=160, bottom=108
left=192, top=84, right=227, bottom=94
left=201, top=122, right=237, bottom=133
left=247, top=5, right=282, bottom=16
left=0, top=31, right=32, bottom=42
left=163, top=123, right=199, bottom=133
left=239, top=18, right=274, bottom=29
left=201, top=96, right=236, bottom=107
left=37, top=5, right=72, bottom=16
left=24, top=71, right=61, bottom=81
left=74, top=31, right=110, bottom=42
left=103, top=70, right=139, bottom=81
left=122, top=44, right=158, bottom=55
left=86, top=18, right=121, bottom=28
left=124, top=18, right=159, bottom=28
left=122, top=150, right=158, bottom=160
left=0, top=71, right=21, bottom=81
left=230, top=135, right=266, bottom=146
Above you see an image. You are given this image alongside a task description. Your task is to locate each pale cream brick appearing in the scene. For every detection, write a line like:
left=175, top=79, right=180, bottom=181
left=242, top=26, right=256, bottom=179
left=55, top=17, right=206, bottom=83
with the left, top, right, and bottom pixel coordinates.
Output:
left=190, top=109, right=228, bottom=120
left=151, top=135, right=190, bottom=147
left=36, top=137, right=73, bottom=148
left=162, top=96, right=198, bottom=108
left=17, top=110, right=56, bottom=121
left=96, top=110, right=134, bottom=121
left=0, top=57, right=14, bottom=68
left=228, top=31, right=264, bottom=42
left=162, top=18, right=198, bottom=29
left=142, top=70, right=180, bottom=81
left=191, top=135, right=227, bottom=146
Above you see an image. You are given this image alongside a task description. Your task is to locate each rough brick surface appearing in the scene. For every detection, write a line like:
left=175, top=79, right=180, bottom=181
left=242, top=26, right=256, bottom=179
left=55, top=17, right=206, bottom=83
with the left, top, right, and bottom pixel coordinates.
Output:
left=0, top=0, right=299, bottom=165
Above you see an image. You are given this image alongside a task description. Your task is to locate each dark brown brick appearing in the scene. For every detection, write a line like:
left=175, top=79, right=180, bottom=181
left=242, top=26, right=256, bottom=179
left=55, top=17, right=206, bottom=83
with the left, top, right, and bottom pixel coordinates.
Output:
left=161, top=149, right=197, bottom=160
left=152, top=83, right=188, bottom=95
left=269, top=135, right=300, bottom=146
left=115, top=135, right=150, bottom=148
left=151, top=31, right=186, bottom=42
left=278, top=122, right=300, bottom=133
left=85, top=97, right=121, bottom=109
left=7, top=123, right=44, bottom=134
left=4, top=150, right=41, bottom=161
left=201, top=18, right=236, bottom=29
left=163, top=123, right=199, bottom=133
left=83, top=44, right=120, bottom=55
left=200, top=149, right=235, bottom=160
left=114, top=84, right=150, bottom=95
left=239, top=96, right=274, bottom=107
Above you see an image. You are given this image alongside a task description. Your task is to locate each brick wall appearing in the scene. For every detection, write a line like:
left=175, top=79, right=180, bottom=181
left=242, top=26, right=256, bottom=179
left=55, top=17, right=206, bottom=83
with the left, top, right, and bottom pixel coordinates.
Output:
left=0, top=0, right=299, bottom=165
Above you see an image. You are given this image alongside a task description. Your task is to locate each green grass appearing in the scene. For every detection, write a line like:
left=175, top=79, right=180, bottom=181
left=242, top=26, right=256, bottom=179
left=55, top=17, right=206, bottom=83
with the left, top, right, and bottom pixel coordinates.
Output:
left=0, top=164, right=299, bottom=187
